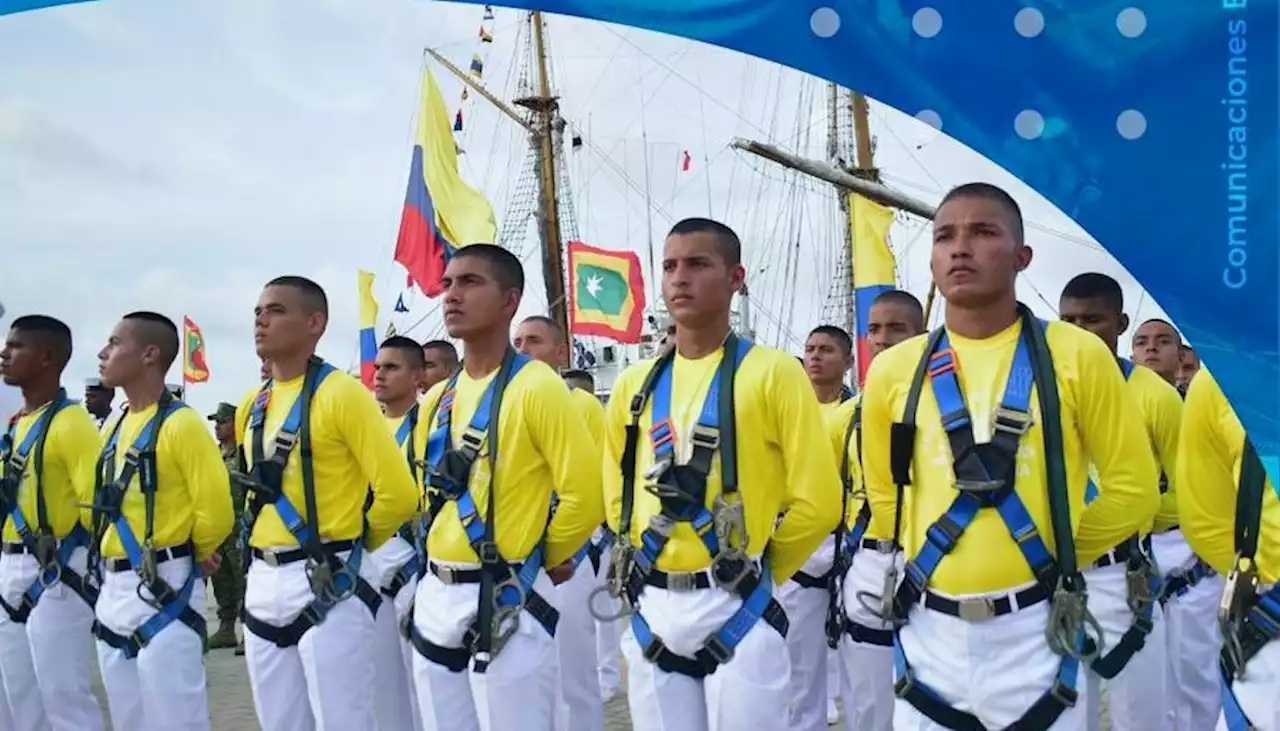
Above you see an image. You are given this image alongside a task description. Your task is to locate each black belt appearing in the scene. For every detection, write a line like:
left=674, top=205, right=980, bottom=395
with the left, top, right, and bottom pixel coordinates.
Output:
left=645, top=568, right=714, bottom=592
left=922, top=582, right=1052, bottom=621
left=251, top=539, right=356, bottom=568
left=1091, top=541, right=1139, bottom=570
left=791, top=569, right=830, bottom=589
left=428, top=561, right=484, bottom=585
left=1, top=540, right=78, bottom=556
left=105, top=544, right=192, bottom=573
left=845, top=619, right=893, bottom=646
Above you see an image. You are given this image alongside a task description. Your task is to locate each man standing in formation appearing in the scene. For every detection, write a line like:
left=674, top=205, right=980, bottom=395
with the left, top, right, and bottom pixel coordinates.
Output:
left=83, top=378, right=117, bottom=431
left=206, top=401, right=245, bottom=655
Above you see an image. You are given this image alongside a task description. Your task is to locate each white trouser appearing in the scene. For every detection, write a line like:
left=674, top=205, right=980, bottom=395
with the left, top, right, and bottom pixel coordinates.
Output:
left=779, top=534, right=834, bottom=731
left=0, top=547, right=103, bottom=731
left=0, top=660, right=15, bottom=730
left=555, top=556, right=603, bottom=731
left=622, top=564, right=791, bottom=731
left=827, top=646, right=840, bottom=709
left=894, top=583, right=1086, bottom=731
left=1081, top=558, right=1168, bottom=731
left=1151, top=529, right=1225, bottom=731
left=412, top=560, right=559, bottom=731
left=95, top=553, right=209, bottom=731
left=243, top=550, right=380, bottom=731
left=369, top=536, right=421, bottom=731
left=592, top=543, right=623, bottom=699
left=839, top=546, right=900, bottom=731
left=1218, top=592, right=1280, bottom=731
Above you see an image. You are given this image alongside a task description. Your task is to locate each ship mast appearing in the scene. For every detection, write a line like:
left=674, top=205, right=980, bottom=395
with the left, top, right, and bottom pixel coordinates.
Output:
left=514, top=11, right=570, bottom=338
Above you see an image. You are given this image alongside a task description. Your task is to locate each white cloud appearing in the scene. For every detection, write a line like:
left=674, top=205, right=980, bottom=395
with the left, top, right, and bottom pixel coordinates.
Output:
left=0, top=0, right=1171, bottom=413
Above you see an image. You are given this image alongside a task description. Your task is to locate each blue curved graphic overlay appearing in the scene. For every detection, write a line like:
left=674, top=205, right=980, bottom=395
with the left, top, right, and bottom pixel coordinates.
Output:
left=3, top=0, right=1277, bottom=453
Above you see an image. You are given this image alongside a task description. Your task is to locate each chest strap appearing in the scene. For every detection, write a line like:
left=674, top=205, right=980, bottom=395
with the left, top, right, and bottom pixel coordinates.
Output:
left=237, top=358, right=380, bottom=648
left=88, top=394, right=204, bottom=658
left=406, top=350, right=559, bottom=674
left=887, top=305, right=1094, bottom=731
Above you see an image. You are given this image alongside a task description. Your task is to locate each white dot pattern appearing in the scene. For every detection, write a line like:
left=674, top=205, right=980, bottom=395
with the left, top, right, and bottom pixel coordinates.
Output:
left=1116, top=109, right=1146, bottom=139
left=915, top=109, right=943, bottom=130
left=1116, top=7, right=1146, bottom=38
left=912, top=7, right=943, bottom=38
left=810, top=7, right=841, bottom=38
left=1014, top=7, right=1044, bottom=38
left=1014, top=109, right=1045, bottom=139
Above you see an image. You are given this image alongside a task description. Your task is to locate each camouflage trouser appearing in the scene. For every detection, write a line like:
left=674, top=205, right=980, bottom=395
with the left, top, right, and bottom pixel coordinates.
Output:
left=210, top=478, right=246, bottom=624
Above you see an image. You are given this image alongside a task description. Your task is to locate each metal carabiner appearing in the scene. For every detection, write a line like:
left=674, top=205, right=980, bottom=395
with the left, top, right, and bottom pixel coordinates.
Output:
left=709, top=550, right=754, bottom=594
left=712, top=494, right=749, bottom=554
left=588, top=584, right=634, bottom=622
left=1046, top=585, right=1105, bottom=662
left=37, top=561, right=62, bottom=591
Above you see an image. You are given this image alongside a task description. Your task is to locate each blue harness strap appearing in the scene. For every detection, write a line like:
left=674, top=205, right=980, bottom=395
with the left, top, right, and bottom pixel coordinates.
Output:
left=407, top=351, right=561, bottom=674
left=889, top=314, right=1086, bottom=731
left=614, top=336, right=790, bottom=679
left=237, top=359, right=382, bottom=649
left=0, top=393, right=97, bottom=621
left=382, top=404, right=423, bottom=600
left=88, top=395, right=205, bottom=659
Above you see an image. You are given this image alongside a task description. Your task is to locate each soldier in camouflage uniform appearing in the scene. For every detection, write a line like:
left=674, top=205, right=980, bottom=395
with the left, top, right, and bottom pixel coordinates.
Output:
left=207, top=402, right=245, bottom=653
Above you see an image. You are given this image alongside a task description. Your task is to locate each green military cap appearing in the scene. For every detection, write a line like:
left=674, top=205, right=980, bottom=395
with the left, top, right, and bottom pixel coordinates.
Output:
left=206, top=402, right=236, bottom=424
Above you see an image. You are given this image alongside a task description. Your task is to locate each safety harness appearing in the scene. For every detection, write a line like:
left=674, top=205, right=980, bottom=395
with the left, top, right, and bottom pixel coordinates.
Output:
left=382, top=404, right=424, bottom=601
left=88, top=393, right=206, bottom=658
left=1218, top=437, right=1275, bottom=731
left=406, top=349, right=559, bottom=674
left=887, top=306, right=1097, bottom=731
left=237, top=358, right=381, bottom=648
left=595, top=335, right=789, bottom=679
left=823, top=401, right=895, bottom=650
left=795, top=389, right=856, bottom=591
left=0, top=391, right=97, bottom=622
left=1076, top=357, right=1162, bottom=680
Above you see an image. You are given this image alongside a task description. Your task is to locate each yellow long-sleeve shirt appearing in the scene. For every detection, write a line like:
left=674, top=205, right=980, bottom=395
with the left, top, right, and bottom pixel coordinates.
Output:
left=861, top=319, right=1159, bottom=595
left=3, top=400, right=101, bottom=542
left=99, top=402, right=234, bottom=562
left=1123, top=363, right=1183, bottom=533
left=603, top=345, right=841, bottom=584
left=416, top=357, right=603, bottom=568
left=572, top=388, right=606, bottom=439
left=829, top=395, right=895, bottom=542
left=237, top=367, right=418, bottom=552
left=387, top=408, right=427, bottom=511
left=1176, top=369, right=1279, bottom=583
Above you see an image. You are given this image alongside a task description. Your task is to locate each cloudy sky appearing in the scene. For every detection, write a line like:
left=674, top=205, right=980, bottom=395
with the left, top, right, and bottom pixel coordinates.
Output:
left=0, top=0, right=1172, bottom=416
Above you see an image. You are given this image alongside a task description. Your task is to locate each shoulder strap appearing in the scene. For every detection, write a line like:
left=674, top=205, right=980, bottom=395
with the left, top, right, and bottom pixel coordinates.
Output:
left=1020, top=306, right=1077, bottom=584
left=889, top=328, right=946, bottom=547
left=30, top=395, right=73, bottom=534
left=142, top=394, right=184, bottom=546
left=1235, top=438, right=1267, bottom=562
left=716, top=336, right=748, bottom=496
left=403, top=402, right=420, bottom=484
left=618, top=349, right=678, bottom=539
left=298, top=357, right=330, bottom=557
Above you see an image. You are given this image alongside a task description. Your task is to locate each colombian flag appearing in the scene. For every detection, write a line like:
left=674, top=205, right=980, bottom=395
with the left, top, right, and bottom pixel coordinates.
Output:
left=567, top=240, right=646, bottom=343
left=182, top=316, right=209, bottom=384
left=394, top=64, right=497, bottom=298
left=850, top=193, right=897, bottom=386
left=358, top=270, right=378, bottom=390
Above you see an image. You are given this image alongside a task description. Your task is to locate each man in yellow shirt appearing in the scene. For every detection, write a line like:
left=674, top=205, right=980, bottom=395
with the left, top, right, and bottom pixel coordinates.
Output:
left=1177, top=368, right=1279, bottom=730
left=0, top=315, right=105, bottom=731
left=600, top=217, right=840, bottom=730
left=514, top=314, right=606, bottom=731
left=828, top=290, right=925, bottom=731
left=785, top=323, right=854, bottom=731
left=1059, top=273, right=1178, bottom=731
left=560, top=368, right=624, bottom=703
left=235, top=277, right=418, bottom=731
left=860, top=183, right=1158, bottom=730
left=407, top=245, right=602, bottom=731
left=370, top=336, right=430, bottom=731
left=422, top=339, right=458, bottom=392
left=90, top=311, right=234, bottom=731
left=1130, top=319, right=1226, bottom=730
left=1175, top=345, right=1200, bottom=395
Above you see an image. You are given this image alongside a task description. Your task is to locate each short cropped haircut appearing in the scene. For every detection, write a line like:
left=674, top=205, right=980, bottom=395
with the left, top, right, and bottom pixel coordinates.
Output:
left=938, top=182, right=1025, bottom=245
left=668, top=217, right=742, bottom=267
left=872, top=289, right=926, bottom=331
left=807, top=325, right=853, bottom=356
left=453, top=244, right=525, bottom=293
left=562, top=369, right=595, bottom=390
left=422, top=339, right=458, bottom=365
left=1061, top=273, right=1124, bottom=313
left=1140, top=318, right=1179, bottom=335
left=10, top=315, right=72, bottom=367
left=266, top=275, right=329, bottom=316
left=122, top=311, right=180, bottom=370
left=521, top=315, right=566, bottom=344
left=380, top=336, right=427, bottom=369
